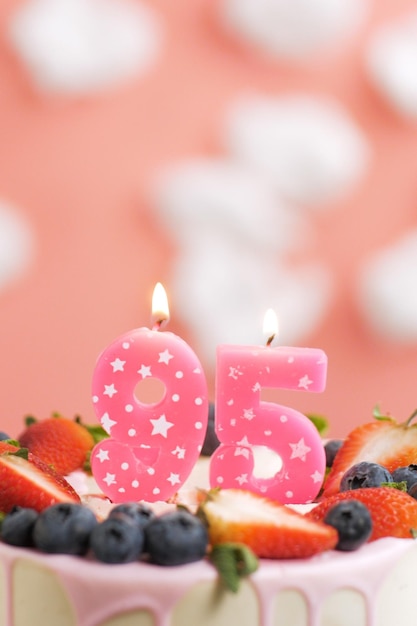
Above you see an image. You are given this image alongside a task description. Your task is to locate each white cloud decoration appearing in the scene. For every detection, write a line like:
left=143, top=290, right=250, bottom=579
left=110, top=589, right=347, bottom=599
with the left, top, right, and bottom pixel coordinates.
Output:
left=358, top=231, right=417, bottom=342
left=220, top=0, right=367, bottom=61
left=366, top=11, right=417, bottom=117
left=0, top=201, right=35, bottom=292
left=9, top=0, right=162, bottom=94
left=153, top=158, right=332, bottom=367
left=224, top=94, right=370, bottom=206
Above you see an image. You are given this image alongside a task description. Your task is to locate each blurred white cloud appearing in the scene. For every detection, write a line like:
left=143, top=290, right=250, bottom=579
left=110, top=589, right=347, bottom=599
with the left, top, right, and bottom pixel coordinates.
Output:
left=9, top=0, right=162, bottom=94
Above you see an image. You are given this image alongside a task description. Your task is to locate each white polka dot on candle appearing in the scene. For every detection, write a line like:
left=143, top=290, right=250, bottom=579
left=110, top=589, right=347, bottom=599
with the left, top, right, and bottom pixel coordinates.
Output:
left=125, top=404, right=133, bottom=412
left=118, top=488, right=126, bottom=493
left=280, top=415, right=288, bottom=422
left=195, top=421, right=203, bottom=430
left=172, top=394, right=180, bottom=402
left=175, top=371, right=183, bottom=378
left=92, top=396, right=99, bottom=403
left=122, top=342, right=130, bottom=349
left=147, top=467, right=155, bottom=475
left=128, top=428, right=136, bottom=437
left=195, top=397, right=203, bottom=406
left=286, top=491, right=294, bottom=498
left=153, top=487, right=160, bottom=495
left=132, top=480, right=139, bottom=488
left=217, top=476, right=224, bottom=484
left=121, top=462, right=129, bottom=470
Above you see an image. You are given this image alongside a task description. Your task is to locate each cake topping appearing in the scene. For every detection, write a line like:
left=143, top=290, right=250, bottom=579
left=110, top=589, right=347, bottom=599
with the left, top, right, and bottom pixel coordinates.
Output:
left=322, top=408, right=417, bottom=498
left=18, top=413, right=95, bottom=475
left=198, top=488, right=338, bottom=559
left=308, top=487, right=417, bottom=541
left=322, top=500, right=373, bottom=551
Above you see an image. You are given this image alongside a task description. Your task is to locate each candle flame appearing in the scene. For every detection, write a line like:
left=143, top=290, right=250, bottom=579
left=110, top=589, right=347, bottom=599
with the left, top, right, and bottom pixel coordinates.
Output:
left=263, top=308, right=278, bottom=346
left=151, top=282, right=170, bottom=329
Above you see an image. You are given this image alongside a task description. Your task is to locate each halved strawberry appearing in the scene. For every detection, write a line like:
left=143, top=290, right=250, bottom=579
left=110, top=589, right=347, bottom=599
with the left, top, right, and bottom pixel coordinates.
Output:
left=199, top=489, right=338, bottom=559
left=308, top=487, right=417, bottom=541
left=0, top=450, right=80, bottom=513
left=322, top=411, right=417, bottom=498
left=19, top=414, right=95, bottom=475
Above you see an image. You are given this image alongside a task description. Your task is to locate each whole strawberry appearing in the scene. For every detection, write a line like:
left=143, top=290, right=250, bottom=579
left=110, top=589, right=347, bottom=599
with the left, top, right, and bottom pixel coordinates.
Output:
left=308, top=487, right=417, bottom=541
left=19, top=414, right=95, bottom=475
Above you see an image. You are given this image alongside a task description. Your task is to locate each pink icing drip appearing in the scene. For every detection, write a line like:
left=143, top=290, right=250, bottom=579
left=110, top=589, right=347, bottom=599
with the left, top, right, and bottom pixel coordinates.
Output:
left=0, top=538, right=414, bottom=626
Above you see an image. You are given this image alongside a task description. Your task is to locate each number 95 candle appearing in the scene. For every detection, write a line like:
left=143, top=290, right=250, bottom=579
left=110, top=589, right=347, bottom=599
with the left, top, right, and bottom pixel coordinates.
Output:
left=91, top=283, right=208, bottom=503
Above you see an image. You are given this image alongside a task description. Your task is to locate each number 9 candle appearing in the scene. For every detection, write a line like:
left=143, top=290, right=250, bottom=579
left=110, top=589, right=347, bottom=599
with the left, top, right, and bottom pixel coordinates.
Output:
left=91, top=283, right=208, bottom=503
left=210, top=309, right=327, bottom=504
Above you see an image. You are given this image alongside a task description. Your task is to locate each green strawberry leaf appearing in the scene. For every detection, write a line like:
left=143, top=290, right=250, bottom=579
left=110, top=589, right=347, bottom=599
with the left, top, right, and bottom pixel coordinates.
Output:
left=209, top=543, right=258, bottom=593
left=372, top=405, right=394, bottom=422
left=306, top=413, right=329, bottom=436
left=381, top=481, right=407, bottom=491
left=24, top=415, right=37, bottom=427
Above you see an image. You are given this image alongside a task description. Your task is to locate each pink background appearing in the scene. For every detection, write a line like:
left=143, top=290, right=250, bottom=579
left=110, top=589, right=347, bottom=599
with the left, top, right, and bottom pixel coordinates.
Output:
left=1, top=0, right=417, bottom=438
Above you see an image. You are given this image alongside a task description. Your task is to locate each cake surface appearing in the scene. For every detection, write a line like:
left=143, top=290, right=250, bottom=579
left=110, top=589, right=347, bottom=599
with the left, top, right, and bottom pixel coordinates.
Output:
left=0, top=456, right=416, bottom=626
left=0, top=536, right=417, bottom=626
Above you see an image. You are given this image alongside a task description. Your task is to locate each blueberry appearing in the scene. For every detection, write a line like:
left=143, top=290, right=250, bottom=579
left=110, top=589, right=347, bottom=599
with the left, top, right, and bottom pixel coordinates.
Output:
left=109, top=502, right=155, bottom=529
left=201, top=403, right=220, bottom=456
left=0, top=432, right=11, bottom=441
left=1, top=506, right=39, bottom=547
left=324, top=440, right=343, bottom=468
left=340, top=461, right=392, bottom=491
left=392, top=465, right=417, bottom=491
left=324, top=500, right=373, bottom=551
left=144, top=510, right=208, bottom=566
left=90, top=516, right=144, bottom=564
left=33, top=503, right=97, bottom=555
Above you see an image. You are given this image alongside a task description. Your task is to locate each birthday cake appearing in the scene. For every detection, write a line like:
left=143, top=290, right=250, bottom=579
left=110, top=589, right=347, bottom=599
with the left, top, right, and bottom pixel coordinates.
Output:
left=0, top=411, right=417, bottom=626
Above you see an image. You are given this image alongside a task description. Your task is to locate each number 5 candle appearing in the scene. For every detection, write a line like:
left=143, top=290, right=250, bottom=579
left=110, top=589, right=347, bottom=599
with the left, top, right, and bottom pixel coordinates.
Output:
left=91, top=283, right=208, bottom=503
left=210, top=309, right=327, bottom=503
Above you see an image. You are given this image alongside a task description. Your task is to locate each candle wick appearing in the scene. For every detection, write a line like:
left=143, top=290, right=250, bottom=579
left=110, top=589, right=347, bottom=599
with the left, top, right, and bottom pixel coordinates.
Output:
left=152, top=317, right=169, bottom=331
left=266, top=333, right=275, bottom=347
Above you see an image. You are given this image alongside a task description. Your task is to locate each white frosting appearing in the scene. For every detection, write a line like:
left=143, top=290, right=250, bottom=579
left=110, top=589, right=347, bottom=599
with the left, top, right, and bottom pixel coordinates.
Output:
left=8, top=0, right=162, bottom=94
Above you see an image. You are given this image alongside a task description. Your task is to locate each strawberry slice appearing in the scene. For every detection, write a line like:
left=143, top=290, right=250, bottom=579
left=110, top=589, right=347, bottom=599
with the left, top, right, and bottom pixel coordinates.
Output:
left=0, top=450, right=80, bottom=513
left=308, top=487, right=417, bottom=541
left=322, top=412, right=417, bottom=498
left=199, top=489, right=337, bottom=559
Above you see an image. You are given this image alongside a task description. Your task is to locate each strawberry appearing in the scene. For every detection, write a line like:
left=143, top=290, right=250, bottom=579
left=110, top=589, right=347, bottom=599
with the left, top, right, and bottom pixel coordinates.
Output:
left=0, top=450, right=80, bottom=513
left=322, top=410, right=417, bottom=498
left=199, top=489, right=338, bottom=559
left=308, top=487, right=417, bottom=541
left=19, top=414, right=95, bottom=475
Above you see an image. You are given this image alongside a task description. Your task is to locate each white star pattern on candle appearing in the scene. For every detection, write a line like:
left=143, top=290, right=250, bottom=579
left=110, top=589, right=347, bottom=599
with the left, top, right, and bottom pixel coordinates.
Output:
left=311, top=470, right=323, bottom=483
left=150, top=413, right=174, bottom=438
left=138, top=364, right=152, bottom=378
left=103, top=473, right=117, bottom=486
left=228, top=366, right=243, bottom=380
left=110, top=358, right=126, bottom=372
left=167, top=472, right=181, bottom=486
left=158, top=349, right=174, bottom=364
left=242, top=407, right=255, bottom=421
left=252, top=382, right=261, bottom=392
left=289, top=438, right=311, bottom=462
left=298, top=374, right=313, bottom=390
left=103, top=383, right=118, bottom=398
left=96, top=449, right=110, bottom=463
left=171, top=446, right=186, bottom=459
left=234, top=446, right=251, bottom=459
left=101, top=412, right=117, bottom=432
left=236, top=473, right=249, bottom=486
left=237, top=435, right=251, bottom=447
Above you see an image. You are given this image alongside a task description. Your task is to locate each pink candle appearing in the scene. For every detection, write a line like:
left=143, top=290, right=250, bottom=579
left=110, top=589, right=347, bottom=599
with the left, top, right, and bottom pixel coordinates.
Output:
left=91, top=284, right=208, bottom=503
left=210, top=310, right=327, bottom=504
